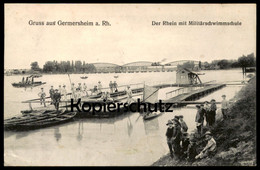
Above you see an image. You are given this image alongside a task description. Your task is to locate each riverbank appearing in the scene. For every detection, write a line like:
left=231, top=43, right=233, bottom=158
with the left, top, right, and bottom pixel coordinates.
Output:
left=152, top=76, right=256, bottom=166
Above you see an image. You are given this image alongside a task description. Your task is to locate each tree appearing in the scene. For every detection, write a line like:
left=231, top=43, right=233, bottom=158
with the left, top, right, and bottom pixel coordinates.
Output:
left=30, top=61, right=40, bottom=71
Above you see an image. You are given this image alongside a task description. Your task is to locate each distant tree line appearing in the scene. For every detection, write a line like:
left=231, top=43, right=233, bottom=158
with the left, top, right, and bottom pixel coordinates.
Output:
left=30, top=60, right=96, bottom=73
left=202, top=53, right=255, bottom=70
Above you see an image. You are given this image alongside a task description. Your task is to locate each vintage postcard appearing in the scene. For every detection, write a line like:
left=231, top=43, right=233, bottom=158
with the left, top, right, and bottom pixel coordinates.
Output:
left=4, top=4, right=256, bottom=166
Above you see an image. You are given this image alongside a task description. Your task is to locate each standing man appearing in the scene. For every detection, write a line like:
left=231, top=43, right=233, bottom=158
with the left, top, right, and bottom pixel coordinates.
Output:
left=83, top=83, right=88, bottom=96
left=221, top=95, right=229, bottom=119
left=38, top=87, right=46, bottom=107
left=97, top=81, right=102, bottom=93
left=209, top=99, right=217, bottom=126
left=114, top=81, right=118, bottom=92
left=195, top=105, right=203, bottom=135
left=126, top=85, right=135, bottom=104
left=71, top=83, right=76, bottom=100
left=109, top=81, right=113, bottom=93
left=53, top=89, right=61, bottom=112
left=172, top=117, right=182, bottom=159
left=179, top=115, right=188, bottom=133
left=78, top=83, right=82, bottom=92
left=61, top=85, right=67, bottom=105
left=204, top=101, right=211, bottom=127
left=166, top=120, right=174, bottom=158
left=200, top=104, right=206, bottom=126
left=49, top=86, right=55, bottom=105
left=58, top=85, right=62, bottom=93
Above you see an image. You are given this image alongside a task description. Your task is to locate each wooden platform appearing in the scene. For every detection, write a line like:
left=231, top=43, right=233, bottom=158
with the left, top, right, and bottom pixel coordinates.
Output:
left=162, top=84, right=226, bottom=104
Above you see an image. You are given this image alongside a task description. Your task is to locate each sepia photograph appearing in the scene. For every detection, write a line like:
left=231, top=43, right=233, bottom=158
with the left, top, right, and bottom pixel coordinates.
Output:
left=4, top=3, right=256, bottom=166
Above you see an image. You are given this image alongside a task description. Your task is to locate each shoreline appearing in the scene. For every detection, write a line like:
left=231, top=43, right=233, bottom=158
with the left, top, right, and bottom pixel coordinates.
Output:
left=151, top=76, right=256, bottom=166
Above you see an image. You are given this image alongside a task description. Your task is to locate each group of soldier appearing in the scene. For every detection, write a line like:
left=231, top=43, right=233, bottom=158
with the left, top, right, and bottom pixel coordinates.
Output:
left=166, top=95, right=229, bottom=162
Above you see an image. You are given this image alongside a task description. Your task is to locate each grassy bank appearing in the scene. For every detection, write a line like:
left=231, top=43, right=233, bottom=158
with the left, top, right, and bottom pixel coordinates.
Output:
left=152, top=77, right=256, bottom=166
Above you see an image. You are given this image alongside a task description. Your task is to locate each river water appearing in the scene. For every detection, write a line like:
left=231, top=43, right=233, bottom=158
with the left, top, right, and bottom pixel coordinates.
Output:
left=4, top=69, right=246, bottom=166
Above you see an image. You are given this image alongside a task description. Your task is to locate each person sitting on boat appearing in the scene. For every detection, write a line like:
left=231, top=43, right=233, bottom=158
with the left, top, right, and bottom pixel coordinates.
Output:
left=126, top=85, right=135, bottom=104
left=49, top=86, right=55, bottom=104
left=109, top=81, right=113, bottom=93
left=99, top=92, right=107, bottom=102
left=97, top=81, right=102, bottom=93
left=114, top=81, right=118, bottom=92
left=38, top=87, right=46, bottom=107
left=53, top=89, right=61, bottom=112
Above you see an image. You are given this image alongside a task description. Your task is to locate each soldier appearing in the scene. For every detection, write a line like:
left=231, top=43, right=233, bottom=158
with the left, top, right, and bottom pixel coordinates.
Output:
left=172, top=117, right=182, bottom=159
left=209, top=99, right=217, bottom=126
left=38, top=87, right=46, bottom=107
left=126, top=85, right=135, bottom=104
left=195, top=105, right=203, bottom=135
left=53, top=89, right=61, bottom=112
left=58, top=85, right=62, bottom=93
left=49, top=86, right=55, bottom=104
left=71, top=83, right=76, bottom=100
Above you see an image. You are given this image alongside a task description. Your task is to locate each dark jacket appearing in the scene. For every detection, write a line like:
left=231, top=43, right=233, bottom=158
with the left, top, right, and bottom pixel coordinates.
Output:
left=195, top=109, right=204, bottom=123
left=49, top=89, right=55, bottom=97
left=173, top=124, right=182, bottom=141
left=187, top=143, right=197, bottom=161
left=180, top=120, right=188, bottom=132
left=53, top=93, right=61, bottom=102
left=166, top=127, right=174, bottom=139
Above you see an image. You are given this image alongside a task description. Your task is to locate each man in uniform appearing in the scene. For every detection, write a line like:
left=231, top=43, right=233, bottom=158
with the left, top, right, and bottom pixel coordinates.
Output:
left=126, top=85, right=135, bottom=104
left=49, top=86, right=55, bottom=104
left=83, top=83, right=88, bottom=96
left=71, top=83, right=76, bottom=100
left=61, top=85, right=67, bottom=106
left=53, top=89, right=61, bottom=112
left=38, top=87, right=46, bottom=107
left=109, top=81, right=113, bottom=93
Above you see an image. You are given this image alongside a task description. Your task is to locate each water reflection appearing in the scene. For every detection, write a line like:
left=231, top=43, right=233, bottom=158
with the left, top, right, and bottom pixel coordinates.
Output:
left=77, top=120, right=84, bottom=142
left=54, top=127, right=62, bottom=142
left=143, top=118, right=160, bottom=135
left=16, top=132, right=29, bottom=140
left=126, top=116, right=133, bottom=137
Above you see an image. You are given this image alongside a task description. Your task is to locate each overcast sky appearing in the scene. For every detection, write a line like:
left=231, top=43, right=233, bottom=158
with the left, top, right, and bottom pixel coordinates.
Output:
left=5, top=4, right=256, bottom=69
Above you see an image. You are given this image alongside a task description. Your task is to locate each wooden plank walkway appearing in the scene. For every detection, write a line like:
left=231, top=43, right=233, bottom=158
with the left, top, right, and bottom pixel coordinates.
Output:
left=162, top=84, right=226, bottom=104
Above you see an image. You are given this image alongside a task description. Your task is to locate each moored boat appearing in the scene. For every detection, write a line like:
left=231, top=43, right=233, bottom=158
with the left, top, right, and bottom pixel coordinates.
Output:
left=4, top=109, right=65, bottom=130
left=143, top=111, right=163, bottom=120
left=12, top=81, right=46, bottom=88
left=80, top=76, right=88, bottom=79
left=15, top=111, right=77, bottom=130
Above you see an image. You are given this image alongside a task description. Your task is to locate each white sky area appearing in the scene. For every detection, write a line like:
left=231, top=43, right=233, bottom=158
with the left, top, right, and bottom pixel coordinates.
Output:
left=5, top=4, right=256, bottom=69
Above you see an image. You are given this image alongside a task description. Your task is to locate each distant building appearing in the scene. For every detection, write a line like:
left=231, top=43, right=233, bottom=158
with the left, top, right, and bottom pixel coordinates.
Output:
left=176, top=68, right=202, bottom=85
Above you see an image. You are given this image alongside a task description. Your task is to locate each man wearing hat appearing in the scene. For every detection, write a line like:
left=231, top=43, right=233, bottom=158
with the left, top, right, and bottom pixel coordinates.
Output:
left=221, top=95, right=229, bottom=119
left=71, top=83, right=76, bottom=99
left=180, top=132, right=190, bottom=159
left=165, top=120, right=174, bottom=158
left=53, top=89, right=61, bottom=112
left=204, top=101, right=211, bottom=127
left=195, top=131, right=216, bottom=159
left=126, top=85, right=135, bottom=104
left=186, top=137, right=198, bottom=162
left=49, top=86, right=55, bottom=105
left=209, top=99, right=217, bottom=126
left=38, top=87, right=46, bottom=107
left=195, top=104, right=203, bottom=135
left=179, top=115, right=188, bottom=133
left=172, top=117, right=182, bottom=158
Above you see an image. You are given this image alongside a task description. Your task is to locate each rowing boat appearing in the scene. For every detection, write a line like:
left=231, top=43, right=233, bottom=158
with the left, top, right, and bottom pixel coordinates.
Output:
left=4, top=110, right=65, bottom=130
left=143, top=111, right=163, bottom=120
left=12, top=81, right=46, bottom=88
left=15, top=111, right=77, bottom=130
left=80, top=76, right=88, bottom=79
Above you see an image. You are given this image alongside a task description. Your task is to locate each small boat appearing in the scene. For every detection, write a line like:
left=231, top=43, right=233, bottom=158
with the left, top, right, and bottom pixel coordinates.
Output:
left=143, top=111, right=163, bottom=120
left=12, top=81, right=46, bottom=88
left=80, top=76, right=88, bottom=79
left=114, top=75, right=119, bottom=78
left=4, top=110, right=65, bottom=130
left=15, top=111, right=77, bottom=130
